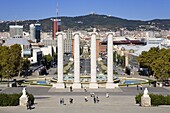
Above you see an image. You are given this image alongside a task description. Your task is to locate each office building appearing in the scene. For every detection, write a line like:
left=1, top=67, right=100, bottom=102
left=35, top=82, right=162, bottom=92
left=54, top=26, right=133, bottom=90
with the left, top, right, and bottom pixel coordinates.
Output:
left=29, top=24, right=41, bottom=43
left=64, top=30, right=73, bottom=53
left=52, top=18, right=61, bottom=39
left=9, top=25, right=23, bottom=38
left=30, top=24, right=36, bottom=42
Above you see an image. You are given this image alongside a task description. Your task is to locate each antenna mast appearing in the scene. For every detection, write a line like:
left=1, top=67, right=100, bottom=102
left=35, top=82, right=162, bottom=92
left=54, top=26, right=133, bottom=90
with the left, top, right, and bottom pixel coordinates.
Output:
left=56, top=0, right=58, bottom=19
left=15, top=16, right=17, bottom=25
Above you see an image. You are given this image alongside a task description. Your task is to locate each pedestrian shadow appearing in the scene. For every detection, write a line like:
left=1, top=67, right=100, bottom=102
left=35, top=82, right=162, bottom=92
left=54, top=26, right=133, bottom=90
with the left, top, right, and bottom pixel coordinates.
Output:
left=31, top=106, right=35, bottom=110
left=27, top=106, right=35, bottom=110
left=35, top=97, right=50, bottom=99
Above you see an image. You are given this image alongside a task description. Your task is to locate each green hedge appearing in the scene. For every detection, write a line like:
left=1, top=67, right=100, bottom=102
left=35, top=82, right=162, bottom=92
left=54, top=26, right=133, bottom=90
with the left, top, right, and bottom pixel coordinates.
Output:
left=0, top=93, right=34, bottom=106
left=135, top=93, right=170, bottom=106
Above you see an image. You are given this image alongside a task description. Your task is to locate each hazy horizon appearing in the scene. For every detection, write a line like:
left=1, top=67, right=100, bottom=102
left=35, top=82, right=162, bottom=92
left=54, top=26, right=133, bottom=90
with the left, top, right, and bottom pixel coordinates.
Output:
left=0, top=0, right=170, bottom=21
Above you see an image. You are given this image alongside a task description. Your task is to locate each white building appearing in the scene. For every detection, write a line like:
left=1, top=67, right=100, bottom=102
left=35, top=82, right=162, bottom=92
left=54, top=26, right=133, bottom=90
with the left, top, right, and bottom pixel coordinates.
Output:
left=29, top=24, right=41, bottom=43
left=40, top=46, right=53, bottom=56
left=42, top=38, right=57, bottom=53
left=29, top=47, right=42, bottom=65
left=3, top=37, right=31, bottom=58
left=9, top=25, right=23, bottom=38
left=29, top=24, right=36, bottom=42
left=64, top=30, right=73, bottom=53
left=147, top=38, right=164, bottom=45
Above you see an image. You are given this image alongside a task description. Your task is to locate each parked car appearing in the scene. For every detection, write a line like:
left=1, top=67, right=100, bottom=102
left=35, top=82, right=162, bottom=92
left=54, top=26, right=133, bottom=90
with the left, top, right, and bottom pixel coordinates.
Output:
left=162, top=80, right=170, bottom=87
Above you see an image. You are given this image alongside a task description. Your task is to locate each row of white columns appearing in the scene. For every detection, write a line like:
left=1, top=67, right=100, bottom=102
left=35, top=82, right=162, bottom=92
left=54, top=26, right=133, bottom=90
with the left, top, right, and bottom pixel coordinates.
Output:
left=53, top=32, right=118, bottom=89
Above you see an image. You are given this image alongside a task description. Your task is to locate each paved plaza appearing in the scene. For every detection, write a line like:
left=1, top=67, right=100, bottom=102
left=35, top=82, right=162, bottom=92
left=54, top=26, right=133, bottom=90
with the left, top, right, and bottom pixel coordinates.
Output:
left=0, top=95, right=169, bottom=113
left=0, top=86, right=170, bottom=113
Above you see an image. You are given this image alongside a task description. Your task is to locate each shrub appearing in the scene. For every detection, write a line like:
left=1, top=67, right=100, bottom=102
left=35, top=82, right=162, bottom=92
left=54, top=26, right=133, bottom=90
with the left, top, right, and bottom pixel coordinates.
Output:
left=8, top=94, right=21, bottom=106
left=166, top=95, right=170, bottom=105
left=135, top=93, right=142, bottom=105
left=0, top=94, right=9, bottom=106
left=135, top=93, right=170, bottom=106
left=0, top=94, right=20, bottom=106
left=0, top=93, right=34, bottom=106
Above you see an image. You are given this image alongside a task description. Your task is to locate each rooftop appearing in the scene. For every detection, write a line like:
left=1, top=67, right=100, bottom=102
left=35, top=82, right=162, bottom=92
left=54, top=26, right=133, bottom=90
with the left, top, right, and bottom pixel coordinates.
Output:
left=131, top=44, right=159, bottom=56
left=3, top=38, right=30, bottom=46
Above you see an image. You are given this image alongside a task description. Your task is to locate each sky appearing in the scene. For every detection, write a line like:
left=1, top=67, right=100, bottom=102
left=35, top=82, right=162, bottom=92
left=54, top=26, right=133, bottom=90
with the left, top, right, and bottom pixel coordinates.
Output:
left=0, top=0, right=170, bottom=21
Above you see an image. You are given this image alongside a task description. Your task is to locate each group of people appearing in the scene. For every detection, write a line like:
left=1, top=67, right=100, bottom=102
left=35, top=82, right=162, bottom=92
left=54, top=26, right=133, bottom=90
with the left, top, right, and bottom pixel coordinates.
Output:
left=60, top=98, right=65, bottom=105
left=89, top=93, right=100, bottom=103
left=137, top=84, right=143, bottom=90
left=93, top=95, right=99, bottom=103
left=69, top=86, right=87, bottom=92
left=60, top=98, right=73, bottom=105
left=59, top=92, right=110, bottom=105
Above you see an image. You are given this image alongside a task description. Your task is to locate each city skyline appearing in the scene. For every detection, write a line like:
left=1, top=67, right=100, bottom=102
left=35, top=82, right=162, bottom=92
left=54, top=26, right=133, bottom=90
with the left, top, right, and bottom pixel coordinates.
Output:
left=0, top=0, right=170, bottom=21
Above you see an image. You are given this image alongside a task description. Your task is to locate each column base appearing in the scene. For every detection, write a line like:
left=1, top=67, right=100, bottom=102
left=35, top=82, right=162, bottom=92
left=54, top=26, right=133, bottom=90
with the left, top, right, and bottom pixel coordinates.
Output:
left=141, top=96, right=151, bottom=107
left=53, top=82, right=65, bottom=89
left=106, top=83, right=119, bottom=89
left=72, top=82, right=81, bottom=89
left=19, top=95, right=28, bottom=106
left=89, top=82, right=98, bottom=89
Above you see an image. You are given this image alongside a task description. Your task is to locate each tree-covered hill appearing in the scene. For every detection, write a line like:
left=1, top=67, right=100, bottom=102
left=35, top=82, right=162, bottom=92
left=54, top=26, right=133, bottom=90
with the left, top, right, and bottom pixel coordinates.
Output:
left=0, top=14, right=170, bottom=32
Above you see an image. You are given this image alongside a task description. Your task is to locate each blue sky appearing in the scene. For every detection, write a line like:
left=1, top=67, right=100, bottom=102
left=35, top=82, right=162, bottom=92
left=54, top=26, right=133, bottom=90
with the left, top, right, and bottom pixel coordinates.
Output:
left=0, top=0, right=170, bottom=20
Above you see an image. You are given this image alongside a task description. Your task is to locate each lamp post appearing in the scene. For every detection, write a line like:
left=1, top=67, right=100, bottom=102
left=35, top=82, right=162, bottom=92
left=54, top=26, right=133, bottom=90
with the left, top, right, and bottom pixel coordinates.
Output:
left=84, top=58, right=87, bottom=75
left=5, top=70, right=10, bottom=87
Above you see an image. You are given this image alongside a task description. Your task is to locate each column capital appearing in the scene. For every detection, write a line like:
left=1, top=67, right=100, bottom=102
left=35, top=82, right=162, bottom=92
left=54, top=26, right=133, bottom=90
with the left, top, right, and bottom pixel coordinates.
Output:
left=56, top=32, right=65, bottom=36
left=106, top=32, right=115, bottom=37
left=89, top=32, right=98, bottom=36
left=73, top=32, right=81, bottom=37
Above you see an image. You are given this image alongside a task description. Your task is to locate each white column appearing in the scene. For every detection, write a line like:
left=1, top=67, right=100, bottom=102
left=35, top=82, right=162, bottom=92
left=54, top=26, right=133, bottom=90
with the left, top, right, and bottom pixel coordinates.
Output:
left=89, top=32, right=98, bottom=89
left=72, top=33, right=81, bottom=89
left=106, top=33, right=118, bottom=89
left=53, top=32, right=65, bottom=89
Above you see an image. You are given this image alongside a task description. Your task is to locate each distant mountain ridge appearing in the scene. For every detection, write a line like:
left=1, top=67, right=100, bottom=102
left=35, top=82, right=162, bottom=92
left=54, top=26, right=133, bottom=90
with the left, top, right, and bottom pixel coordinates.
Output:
left=0, top=14, right=170, bottom=32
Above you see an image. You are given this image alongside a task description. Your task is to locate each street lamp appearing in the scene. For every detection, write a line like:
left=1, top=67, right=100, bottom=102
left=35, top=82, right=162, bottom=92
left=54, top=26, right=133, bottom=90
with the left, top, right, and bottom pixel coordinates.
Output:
left=5, top=70, right=10, bottom=87
left=84, top=59, right=87, bottom=75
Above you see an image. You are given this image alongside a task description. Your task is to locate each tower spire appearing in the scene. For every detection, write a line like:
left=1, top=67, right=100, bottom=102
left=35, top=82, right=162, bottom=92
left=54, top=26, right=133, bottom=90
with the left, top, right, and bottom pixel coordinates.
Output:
left=15, top=16, right=17, bottom=25
left=56, top=0, right=58, bottom=19
left=53, top=0, right=59, bottom=39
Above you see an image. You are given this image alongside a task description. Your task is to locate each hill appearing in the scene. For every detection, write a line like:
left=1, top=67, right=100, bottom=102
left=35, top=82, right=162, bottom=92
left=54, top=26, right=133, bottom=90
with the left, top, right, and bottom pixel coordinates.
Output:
left=1, top=14, right=170, bottom=32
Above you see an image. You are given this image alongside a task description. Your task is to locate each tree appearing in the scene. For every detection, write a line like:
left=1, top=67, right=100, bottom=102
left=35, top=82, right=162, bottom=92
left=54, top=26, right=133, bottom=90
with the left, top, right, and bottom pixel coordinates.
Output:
left=138, top=47, right=170, bottom=80
left=138, top=47, right=160, bottom=68
left=0, top=46, right=13, bottom=86
left=8, top=44, right=22, bottom=76
left=53, top=52, right=57, bottom=65
left=0, top=44, right=22, bottom=86
left=113, top=51, right=117, bottom=64
left=18, top=58, right=30, bottom=77
left=42, top=54, right=53, bottom=69
left=138, top=47, right=160, bottom=76
left=150, top=49, right=170, bottom=81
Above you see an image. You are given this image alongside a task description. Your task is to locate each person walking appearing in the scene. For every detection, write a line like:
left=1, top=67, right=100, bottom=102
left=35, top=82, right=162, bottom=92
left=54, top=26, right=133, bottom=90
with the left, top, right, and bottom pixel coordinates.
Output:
left=140, top=84, right=143, bottom=90
left=60, top=98, right=62, bottom=104
left=61, top=98, right=65, bottom=105
left=26, top=100, right=32, bottom=110
left=84, top=96, right=88, bottom=102
left=69, top=98, right=73, bottom=104
left=90, top=92, right=94, bottom=97
left=93, top=96, right=96, bottom=103
left=70, top=86, right=73, bottom=92
left=137, top=85, right=139, bottom=90
left=84, top=87, right=87, bottom=92
left=96, top=96, right=99, bottom=103
left=106, top=92, right=109, bottom=98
